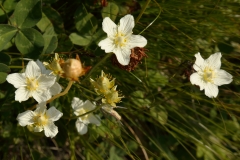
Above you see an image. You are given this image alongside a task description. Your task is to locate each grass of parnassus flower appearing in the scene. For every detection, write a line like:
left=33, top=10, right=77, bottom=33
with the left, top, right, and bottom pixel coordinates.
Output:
left=1, top=0, right=240, bottom=159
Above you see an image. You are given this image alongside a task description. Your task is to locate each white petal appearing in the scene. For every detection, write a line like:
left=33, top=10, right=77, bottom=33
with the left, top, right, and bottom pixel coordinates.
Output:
left=118, top=14, right=134, bottom=35
left=6, top=73, right=26, bottom=88
left=34, top=102, right=47, bottom=115
left=38, top=75, right=56, bottom=89
left=98, top=38, right=115, bottom=53
left=16, top=110, right=35, bottom=126
left=113, top=48, right=131, bottom=65
left=15, top=87, right=31, bottom=102
left=36, top=60, right=52, bottom=75
left=204, top=83, right=219, bottom=98
left=46, top=107, right=63, bottom=122
left=75, top=119, right=88, bottom=135
left=49, top=82, right=62, bottom=95
left=102, top=17, right=117, bottom=37
left=83, top=100, right=96, bottom=111
left=34, top=126, right=44, bottom=132
left=32, top=90, right=51, bottom=103
left=214, top=69, right=233, bottom=86
left=127, top=35, right=147, bottom=48
left=71, top=97, right=84, bottom=111
left=44, top=122, right=58, bottom=138
left=88, top=114, right=101, bottom=126
left=25, top=61, right=41, bottom=78
left=190, top=73, right=205, bottom=90
left=193, top=52, right=205, bottom=71
left=206, top=52, right=222, bottom=69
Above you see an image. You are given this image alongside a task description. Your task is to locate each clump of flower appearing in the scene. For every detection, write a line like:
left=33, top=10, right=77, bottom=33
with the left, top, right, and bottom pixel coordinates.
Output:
left=6, top=60, right=61, bottom=103
left=90, top=71, right=123, bottom=107
left=44, top=53, right=91, bottom=82
left=71, top=97, right=101, bottom=135
left=190, top=52, right=233, bottom=98
left=98, top=14, right=147, bottom=66
left=90, top=71, right=124, bottom=120
left=16, top=102, right=63, bottom=138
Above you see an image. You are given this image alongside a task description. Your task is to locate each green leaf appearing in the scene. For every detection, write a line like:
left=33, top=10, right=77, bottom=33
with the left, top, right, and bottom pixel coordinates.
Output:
left=0, top=24, right=17, bottom=51
left=13, top=0, right=42, bottom=28
left=74, top=6, right=98, bottom=35
left=15, top=28, right=44, bottom=58
left=69, top=32, right=92, bottom=46
left=101, top=2, right=119, bottom=21
left=150, top=105, right=168, bottom=125
left=42, top=33, right=58, bottom=54
left=37, top=6, right=64, bottom=34
left=0, top=0, right=18, bottom=23
left=0, top=72, right=7, bottom=84
left=130, top=90, right=151, bottom=108
left=42, top=0, right=58, bottom=3
left=0, top=52, right=11, bottom=65
left=55, top=34, right=73, bottom=52
left=0, top=63, right=10, bottom=73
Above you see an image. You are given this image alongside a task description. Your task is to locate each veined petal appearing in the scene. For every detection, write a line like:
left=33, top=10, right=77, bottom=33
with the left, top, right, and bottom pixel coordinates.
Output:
left=206, top=52, right=222, bottom=69
left=193, top=52, right=205, bottom=71
left=44, top=122, right=58, bottom=138
left=46, top=107, right=63, bottom=122
left=214, top=69, right=233, bottom=86
left=204, top=83, right=219, bottom=98
left=36, top=60, right=52, bottom=75
left=127, top=35, right=147, bottom=48
left=75, top=119, right=88, bottom=135
left=102, top=17, right=117, bottom=37
left=32, top=90, right=51, bottom=103
left=15, top=87, right=31, bottom=102
left=17, top=110, right=35, bottom=126
left=25, top=61, right=41, bottom=78
left=6, top=73, right=26, bottom=88
left=190, top=73, right=205, bottom=90
left=49, top=82, right=62, bottom=96
left=118, top=14, right=134, bottom=35
left=88, top=114, right=101, bottom=126
left=113, top=48, right=131, bottom=65
left=71, top=97, right=84, bottom=111
left=34, top=102, right=47, bottom=115
left=83, top=100, right=96, bottom=111
left=38, top=75, right=56, bottom=89
left=98, top=38, right=115, bottom=53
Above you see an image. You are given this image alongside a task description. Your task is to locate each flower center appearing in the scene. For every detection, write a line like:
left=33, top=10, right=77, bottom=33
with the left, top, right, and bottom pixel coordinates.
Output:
left=34, top=114, right=48, bottom=127
left=26, top=78, right=39, bottom=91
left=114, top=33, right=127, bottom=47
left=203, top=67, right=215, bottom=83
left=78, top=108, right=89, bottom=121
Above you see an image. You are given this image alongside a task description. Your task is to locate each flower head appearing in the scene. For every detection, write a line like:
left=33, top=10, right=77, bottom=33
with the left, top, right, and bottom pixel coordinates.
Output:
left=6, top=61, right=57, bottom=103
left=71, top=97, right=101, bottom=135
left=16, top=102, right=63, bottom=138
left=190, top=52, right=233, bottom=98
left=102, top=86, right=123, bottom=107
left=43, top=53, right=65, bottom=76
left=90, top=70, right=115, bottom=95
left=98, top=14, right=147, bottom=65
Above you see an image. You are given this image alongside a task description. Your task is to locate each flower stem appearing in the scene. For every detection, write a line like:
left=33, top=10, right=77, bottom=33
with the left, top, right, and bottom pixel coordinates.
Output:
left=81, top=53, right=113, bottom=83
left=47, top=80, right=74, bottom=104
left=135, top=0, right=151, bottom=24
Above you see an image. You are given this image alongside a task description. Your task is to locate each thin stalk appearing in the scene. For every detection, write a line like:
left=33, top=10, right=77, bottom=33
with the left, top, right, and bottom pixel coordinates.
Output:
left=81, top=53, right=113, bottom=83
left=135, top=0, right=151, bottom=24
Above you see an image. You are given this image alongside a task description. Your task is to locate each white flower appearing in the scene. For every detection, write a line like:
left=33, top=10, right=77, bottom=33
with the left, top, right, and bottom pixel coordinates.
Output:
left=190, top=52, right=233, bottom=98
left=98, top=14, right=147, bottom=65
left=16, top=102, right=63, bottom=138
left=71, top=97, right=101, bottom=135
left=6, top=61, right=57, bottom=103
left=36, top=60, right=62, bottom=96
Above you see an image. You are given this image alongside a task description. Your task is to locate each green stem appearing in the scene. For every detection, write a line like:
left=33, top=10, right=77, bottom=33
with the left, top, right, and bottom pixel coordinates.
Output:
left=135, top=0, right=151, bottom=24
left=81, top=53, right=113, bottom=83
